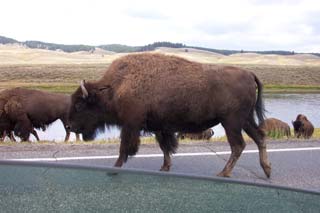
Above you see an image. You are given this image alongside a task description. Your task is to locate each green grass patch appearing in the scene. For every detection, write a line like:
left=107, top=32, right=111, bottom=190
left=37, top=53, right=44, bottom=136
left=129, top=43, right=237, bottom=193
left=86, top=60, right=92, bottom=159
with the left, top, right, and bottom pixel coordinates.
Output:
left=265, top=129, right=289, bottom=139
left=264, top=84, right=320, bottom=93
left=0, top=82, right=78, bottom=94
left=2, top=82, right=320, bottom=95
left=24, top=83, right=78, bottom=94
left=1, top=129, right=319, bottom=146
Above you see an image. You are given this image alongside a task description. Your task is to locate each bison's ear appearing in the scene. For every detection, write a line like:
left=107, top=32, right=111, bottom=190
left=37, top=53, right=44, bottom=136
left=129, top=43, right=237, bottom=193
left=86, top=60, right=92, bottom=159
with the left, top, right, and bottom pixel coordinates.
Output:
left=99, top=85, right=113, bottom=99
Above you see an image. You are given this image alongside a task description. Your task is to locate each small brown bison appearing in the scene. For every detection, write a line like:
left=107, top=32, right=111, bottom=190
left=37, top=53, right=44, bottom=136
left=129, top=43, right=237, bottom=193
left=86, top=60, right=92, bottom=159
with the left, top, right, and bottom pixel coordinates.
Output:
left=292, top=114, right=314, bottom=139
left=177, top=129, right=214, bottom=140
left=259, top=118, right=291, bottom=138
left=0, top=88, right=79, bottom=141
left=69, top=53, right=271, bottom=178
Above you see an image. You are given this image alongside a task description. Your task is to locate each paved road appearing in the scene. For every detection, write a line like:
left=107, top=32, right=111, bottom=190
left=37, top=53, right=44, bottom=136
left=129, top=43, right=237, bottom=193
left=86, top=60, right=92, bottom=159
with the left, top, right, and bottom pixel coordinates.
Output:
left=1, top=140, right=320, bottom=192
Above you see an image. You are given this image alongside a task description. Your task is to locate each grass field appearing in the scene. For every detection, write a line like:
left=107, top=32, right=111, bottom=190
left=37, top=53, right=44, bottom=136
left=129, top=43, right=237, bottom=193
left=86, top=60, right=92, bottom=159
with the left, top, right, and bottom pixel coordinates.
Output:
left=1, top=63, right=320, bottom=94
left=0, top=45, right=320, bottom=94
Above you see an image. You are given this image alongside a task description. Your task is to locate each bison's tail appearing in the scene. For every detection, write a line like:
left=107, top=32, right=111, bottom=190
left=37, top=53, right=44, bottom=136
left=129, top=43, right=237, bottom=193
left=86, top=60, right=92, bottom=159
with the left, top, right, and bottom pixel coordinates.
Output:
left=254, top=74, right=266, bottom=125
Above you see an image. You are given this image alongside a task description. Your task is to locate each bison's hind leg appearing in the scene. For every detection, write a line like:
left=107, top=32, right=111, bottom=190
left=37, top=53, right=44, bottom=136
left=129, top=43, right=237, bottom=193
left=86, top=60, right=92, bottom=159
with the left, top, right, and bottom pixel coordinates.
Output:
left=155, top=131, right=178, bottom=171
left=243, top=117, right=271, bottom=178
left=219, top=119, right=246, bottom=177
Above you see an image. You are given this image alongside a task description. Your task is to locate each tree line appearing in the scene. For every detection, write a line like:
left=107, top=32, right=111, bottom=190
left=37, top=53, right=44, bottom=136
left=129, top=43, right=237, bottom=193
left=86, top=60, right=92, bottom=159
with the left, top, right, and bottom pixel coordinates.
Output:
left=1, top=35, right=318, bottom=56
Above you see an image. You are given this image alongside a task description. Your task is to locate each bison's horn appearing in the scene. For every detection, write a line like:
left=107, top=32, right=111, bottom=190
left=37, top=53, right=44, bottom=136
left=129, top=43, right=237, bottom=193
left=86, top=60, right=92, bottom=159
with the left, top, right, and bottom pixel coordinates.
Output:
left=80, top=80, right=89, bottom=98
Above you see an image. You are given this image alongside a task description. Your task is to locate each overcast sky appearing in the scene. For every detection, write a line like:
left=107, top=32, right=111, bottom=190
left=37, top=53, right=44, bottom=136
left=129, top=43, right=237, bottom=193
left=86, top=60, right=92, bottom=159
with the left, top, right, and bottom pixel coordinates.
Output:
left=1, top=0, right=319, bottom=52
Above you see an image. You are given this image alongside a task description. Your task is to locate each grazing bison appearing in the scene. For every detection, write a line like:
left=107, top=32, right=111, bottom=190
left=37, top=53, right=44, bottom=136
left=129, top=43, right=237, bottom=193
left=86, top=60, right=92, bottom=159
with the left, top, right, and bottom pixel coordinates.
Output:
left=259, top=118, right=291, bottom=138
left=69, top=53, right=271, bottom=178
left=177, top=129, right=214, bottom=140
left=292, top=114, right=314, bottom=139
left=0, top=88, right=79, bottom=141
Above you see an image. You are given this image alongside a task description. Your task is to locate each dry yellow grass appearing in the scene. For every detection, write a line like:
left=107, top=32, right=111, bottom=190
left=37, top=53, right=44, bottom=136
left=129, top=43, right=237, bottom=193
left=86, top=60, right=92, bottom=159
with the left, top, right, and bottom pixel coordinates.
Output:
left=155, top=47, right=320, bottom=66
left=0, top=44, right=120, bottom=64
left=1, top=44, right=320, bottom=66
left=1, top=63, right=319, bottom=94
left=0, top=45, right=320, bottom=93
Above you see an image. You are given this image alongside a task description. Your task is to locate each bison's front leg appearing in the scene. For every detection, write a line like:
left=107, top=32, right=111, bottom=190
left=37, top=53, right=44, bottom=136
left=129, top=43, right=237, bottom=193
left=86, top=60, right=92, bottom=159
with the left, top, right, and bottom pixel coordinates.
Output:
left=114, top=126, right=141, bottom=168
left=64, top=130, right=71, bottom=142
left=9, top=131, right=16, bottom=142
left=75, top=133, right=80, bottom=141
left=155, top=131, right=178, bottom=171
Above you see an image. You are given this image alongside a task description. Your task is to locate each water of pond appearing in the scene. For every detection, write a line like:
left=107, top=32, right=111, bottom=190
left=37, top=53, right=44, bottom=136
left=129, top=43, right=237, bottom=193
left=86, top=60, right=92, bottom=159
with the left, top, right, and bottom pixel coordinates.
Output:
left=25, top=93, right=320, bottom=142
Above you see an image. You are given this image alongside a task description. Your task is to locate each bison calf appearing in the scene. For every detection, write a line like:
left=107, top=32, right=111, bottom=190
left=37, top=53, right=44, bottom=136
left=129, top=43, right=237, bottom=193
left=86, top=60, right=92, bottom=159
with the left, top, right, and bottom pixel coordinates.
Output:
left=292, top=114, right=314, bottom=139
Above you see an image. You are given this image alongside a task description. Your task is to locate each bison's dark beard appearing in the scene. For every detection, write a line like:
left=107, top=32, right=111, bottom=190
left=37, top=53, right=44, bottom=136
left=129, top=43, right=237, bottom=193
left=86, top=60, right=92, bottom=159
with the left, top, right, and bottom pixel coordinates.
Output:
left=81, top=124, right=106, bottom=141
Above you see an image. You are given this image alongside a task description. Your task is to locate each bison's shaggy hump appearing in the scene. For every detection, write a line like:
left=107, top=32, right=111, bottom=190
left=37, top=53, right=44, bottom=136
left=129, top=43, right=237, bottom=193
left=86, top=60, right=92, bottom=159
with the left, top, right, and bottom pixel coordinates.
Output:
left=104, top=53, right=205, bottom=99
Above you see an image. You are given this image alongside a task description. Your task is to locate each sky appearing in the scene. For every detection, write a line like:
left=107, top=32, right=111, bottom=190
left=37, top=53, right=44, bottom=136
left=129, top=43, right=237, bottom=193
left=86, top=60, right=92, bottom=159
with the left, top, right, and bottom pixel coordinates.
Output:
left=1, top=0, right=320, bottom=52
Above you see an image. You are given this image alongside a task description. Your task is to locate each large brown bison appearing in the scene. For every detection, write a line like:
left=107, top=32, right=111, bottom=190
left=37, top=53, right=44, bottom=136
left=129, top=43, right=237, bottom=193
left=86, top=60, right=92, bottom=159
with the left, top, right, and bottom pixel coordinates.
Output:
left=292, top=114, right=314, bottom=139
left=259, top=118, right=291, bottom=138
left=177, top=129, right=214, bottom=140
left=69, top=53, right=271, bottom=178
left=0, top=88, right=79, bottom=141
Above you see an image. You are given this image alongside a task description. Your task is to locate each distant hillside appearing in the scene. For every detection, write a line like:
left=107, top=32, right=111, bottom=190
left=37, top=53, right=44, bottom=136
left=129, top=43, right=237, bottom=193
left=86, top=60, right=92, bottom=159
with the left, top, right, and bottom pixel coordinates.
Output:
left=24, top=40, right=95, bottom=53
left=0, top=35, right=318, bottom=56
left=99, top=42, right=186, bottom=52
left=98, top=44, right=140, bottom=53
left=187, top=46, right=295, bottom=56
left=0, top=36, right=19, bottom=44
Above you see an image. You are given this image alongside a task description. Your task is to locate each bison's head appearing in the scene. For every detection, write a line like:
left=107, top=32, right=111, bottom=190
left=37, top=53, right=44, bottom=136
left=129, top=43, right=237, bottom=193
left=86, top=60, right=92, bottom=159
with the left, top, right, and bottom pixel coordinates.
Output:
left=292, top=120, right=303, bottom=132
left=69, top=80, right=114, bottom=141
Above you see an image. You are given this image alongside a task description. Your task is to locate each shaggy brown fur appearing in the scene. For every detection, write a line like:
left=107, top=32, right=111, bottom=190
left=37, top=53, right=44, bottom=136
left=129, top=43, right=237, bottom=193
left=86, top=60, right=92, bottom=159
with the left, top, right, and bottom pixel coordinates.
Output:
left=259, top=118, right=291, bottom=138
left=292, top=114, right=314, bottom=139
left=0, top=88, right=79, bottom=141
left=69, top=53, right=271, bottom=178
left=0, top=114, right=16, bottom=141
left=177, top=129, right=214, bottom=140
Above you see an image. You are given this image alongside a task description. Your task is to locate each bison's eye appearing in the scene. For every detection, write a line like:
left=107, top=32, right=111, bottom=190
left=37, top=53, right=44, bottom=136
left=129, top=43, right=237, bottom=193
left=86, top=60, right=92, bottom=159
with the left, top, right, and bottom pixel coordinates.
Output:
left=75, top=102, right=86, bottom=112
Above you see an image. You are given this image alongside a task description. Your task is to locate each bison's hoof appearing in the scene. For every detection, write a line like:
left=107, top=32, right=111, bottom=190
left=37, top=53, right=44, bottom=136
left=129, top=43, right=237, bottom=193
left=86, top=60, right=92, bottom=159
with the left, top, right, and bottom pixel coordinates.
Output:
left=217, top=171, right=231, bottom=178
left=263, top=163, right=272, bottom=178
left=160, top=165, right=170, bottom=172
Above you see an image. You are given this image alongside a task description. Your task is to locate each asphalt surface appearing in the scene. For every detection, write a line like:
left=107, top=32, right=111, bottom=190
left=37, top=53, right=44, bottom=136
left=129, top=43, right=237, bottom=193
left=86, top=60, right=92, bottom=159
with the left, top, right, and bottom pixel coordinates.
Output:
left=0, top=139, right=320, bottom=192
